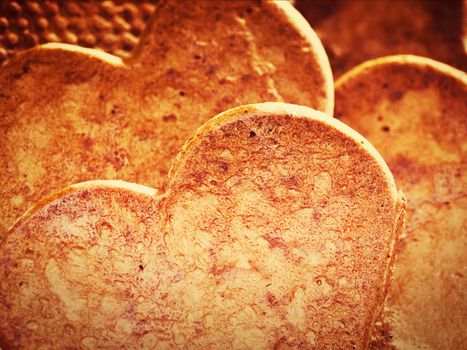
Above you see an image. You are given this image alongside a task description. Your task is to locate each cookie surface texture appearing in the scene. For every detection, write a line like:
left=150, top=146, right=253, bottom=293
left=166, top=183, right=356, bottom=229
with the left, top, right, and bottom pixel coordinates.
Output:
left=0, top=103, right=404, bottom=349
left=0, top=0, right=333, bottom=235
left=335, top=56, right=467, bottom=349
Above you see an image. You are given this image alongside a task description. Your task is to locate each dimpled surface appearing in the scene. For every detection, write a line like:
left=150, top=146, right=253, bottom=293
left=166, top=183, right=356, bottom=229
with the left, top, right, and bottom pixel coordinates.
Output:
left=0, top=103, right=405, bottom=349
left=296, top=0, right=466, bottom=77
left=0, top=0, right=156, bottom=63
left=335, top=56, right=467, bottom=350
left=0, top=0, right=333, bottom=236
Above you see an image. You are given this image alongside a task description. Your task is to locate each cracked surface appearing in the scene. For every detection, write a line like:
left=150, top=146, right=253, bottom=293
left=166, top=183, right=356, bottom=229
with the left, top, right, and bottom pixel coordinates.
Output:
left=0, top=103, right=405, bottom=349
left=0, top=0, right=333, bottom=237
left=335, top=56, right=467, bottom=349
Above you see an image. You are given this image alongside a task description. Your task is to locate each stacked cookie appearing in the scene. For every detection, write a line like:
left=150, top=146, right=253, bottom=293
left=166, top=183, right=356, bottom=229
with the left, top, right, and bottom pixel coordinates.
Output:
left=0, top=1, right=465, bottom=349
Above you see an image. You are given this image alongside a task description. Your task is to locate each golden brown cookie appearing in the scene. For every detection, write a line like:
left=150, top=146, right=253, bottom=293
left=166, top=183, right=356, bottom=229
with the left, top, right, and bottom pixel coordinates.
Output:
left=335, top=55, right=466, bottom=349
left=296, top=0, right=466, bottom=78
left=0, top=0, right=333, bottom=236
left=0, top=102, right=405, bottom=349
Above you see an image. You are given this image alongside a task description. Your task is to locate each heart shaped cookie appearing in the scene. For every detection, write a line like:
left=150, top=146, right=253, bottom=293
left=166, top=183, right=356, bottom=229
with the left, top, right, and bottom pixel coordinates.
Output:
left=0, top=103, right=404, bottom=349
left=335, top=55, right=466, bottom=349
left=0, top=0, right=333, bottom=236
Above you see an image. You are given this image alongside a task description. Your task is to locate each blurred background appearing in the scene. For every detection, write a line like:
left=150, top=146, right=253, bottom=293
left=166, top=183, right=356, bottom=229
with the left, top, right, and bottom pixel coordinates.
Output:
left=0, top=0, right=465, bottom=76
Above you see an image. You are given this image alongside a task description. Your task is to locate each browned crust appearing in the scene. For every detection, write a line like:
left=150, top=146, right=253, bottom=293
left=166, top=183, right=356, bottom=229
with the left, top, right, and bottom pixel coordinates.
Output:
left=0, top=102, right=404, bottom=349
left=336, top=55, right=467, bottom=90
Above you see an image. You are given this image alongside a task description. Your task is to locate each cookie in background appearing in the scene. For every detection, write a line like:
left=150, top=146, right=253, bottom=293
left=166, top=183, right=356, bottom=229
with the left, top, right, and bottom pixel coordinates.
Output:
left=0, top=0, right=333, bottom=236
left=335, top=55, right=466, bottom=350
